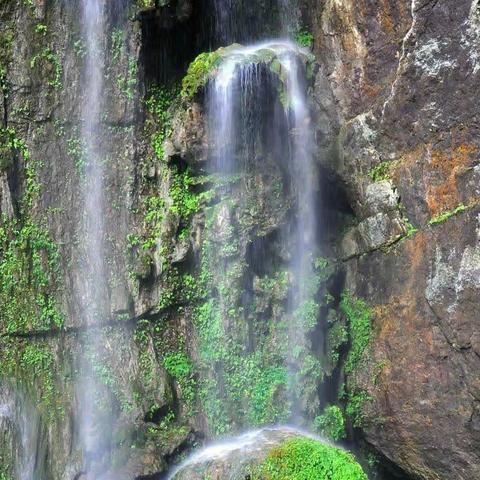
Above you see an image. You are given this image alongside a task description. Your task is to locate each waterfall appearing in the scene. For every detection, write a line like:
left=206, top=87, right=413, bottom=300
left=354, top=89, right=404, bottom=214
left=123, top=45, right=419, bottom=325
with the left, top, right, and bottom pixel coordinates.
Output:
left=211, top=0, right=300, bottom=45
left=280, top=50, right=318, bottom=418
left=76, top=0, right=110, bottom=475
left=201, top=40, right=318, bottom=432
left=0, top=384, right=46, bottom=480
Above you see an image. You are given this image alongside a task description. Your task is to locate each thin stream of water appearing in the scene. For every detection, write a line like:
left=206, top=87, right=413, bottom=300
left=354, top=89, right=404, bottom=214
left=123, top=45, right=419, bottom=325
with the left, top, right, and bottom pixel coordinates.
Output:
left=208, top=39, right=318, bottom=424
left=76, top=0, right=109, bottom=475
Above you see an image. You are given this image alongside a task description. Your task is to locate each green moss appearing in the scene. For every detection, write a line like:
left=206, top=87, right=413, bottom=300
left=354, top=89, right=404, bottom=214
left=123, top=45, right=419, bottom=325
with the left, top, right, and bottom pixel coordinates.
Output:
left=404, top=219, right=418, bottom=237
left=428, top=203, right=469, bottom=226
left=253, top=437, right=367, bottom=480
left=341, top=292, right=371, bottom=374
left=181, top=51, right=221, bottom=99
left=0, top=339, right=63, bottom=420
left=0, top=127, right=64, bottom=334
left=314, top=405, right=346, bottom=441
left=0, top=210, right=63, bottom=335
left=193, top=210, right=292, bottom=433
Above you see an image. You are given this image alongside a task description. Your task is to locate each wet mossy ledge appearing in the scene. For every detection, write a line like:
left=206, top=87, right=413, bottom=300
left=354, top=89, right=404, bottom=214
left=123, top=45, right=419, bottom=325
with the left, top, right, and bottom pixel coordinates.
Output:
left=180, top=42, right=316, bottom=100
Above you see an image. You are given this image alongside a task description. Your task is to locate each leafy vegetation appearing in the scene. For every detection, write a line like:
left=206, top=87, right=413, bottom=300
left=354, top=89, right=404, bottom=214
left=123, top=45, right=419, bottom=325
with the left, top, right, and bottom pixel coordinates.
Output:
left=295, top=30, right=314, bottom=48
left=181, top=51, right=221, bottom=99
left=341, top=292, right=372, bottom=374
left=146, top=83, right=179, bottom=160
left=428, top=203, right=469, bottom=226
left=314, top=405, right=346, bottom=441
left=368, top=161, right=393, bottom=182
left=0, top=339, right=62, bottom=420
left=0, top=129, right=64, bottom=333
left=253, top=437, right=367, bottom=480
left=163, top=350, right=196, bottom=412
left=117, top=57, right=138, bottom=100
left=345, top=389, right=372, bottom=428
left=30, top=48, right=62, bottom=89
left=66, top=135, right=87, bottom=174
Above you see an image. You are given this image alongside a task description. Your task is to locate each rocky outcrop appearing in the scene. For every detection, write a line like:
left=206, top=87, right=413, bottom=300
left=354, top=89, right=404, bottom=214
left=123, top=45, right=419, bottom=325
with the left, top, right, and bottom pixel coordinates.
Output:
left=305, top=0, right=480, bottom=478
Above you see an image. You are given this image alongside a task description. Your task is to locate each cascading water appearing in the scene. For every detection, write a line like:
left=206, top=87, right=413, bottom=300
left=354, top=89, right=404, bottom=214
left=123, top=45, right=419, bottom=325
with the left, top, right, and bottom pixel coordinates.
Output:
left=76, top=0, right=110, bottom=476
left=0, top=384, right=46, bottom=480
left=168, top=1, right=323, bottom=472
left=205, top=40, right=318, bottom=426
left=167, top=426, right=325, bottom=480
left=280, top=49, right=318, bottom=418
left=210, top=0, right=299, bottom=45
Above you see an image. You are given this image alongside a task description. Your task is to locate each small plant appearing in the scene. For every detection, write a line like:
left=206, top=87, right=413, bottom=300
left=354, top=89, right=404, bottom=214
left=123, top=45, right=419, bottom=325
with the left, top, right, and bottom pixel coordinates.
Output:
left=163, top=350, right=196, bottom=413
left=35, top=24, right=48, bottom=36
left=314, top=405, right=347, bottom=441
left=428, top=203, right=469, bottom=226
left=345, top=388, right=372, bottom=428
left=73, top=39, right=87, bottom=58
left=0, top=66, right=7, bottom=96
left=295, top=30, right=314, bottom=48
left=67, top=136, right=87, bottom=174
left=163, top=351, right=192, bottom=379
left=30, top=48, right=62, bottom=89
left=111, top=28, right=123, bottom=62
left=369, top=161, right=392, bottom=182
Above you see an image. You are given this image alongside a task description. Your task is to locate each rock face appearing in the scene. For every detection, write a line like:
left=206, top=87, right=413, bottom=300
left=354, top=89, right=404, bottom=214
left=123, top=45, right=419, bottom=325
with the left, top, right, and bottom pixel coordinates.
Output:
left=306, top=0, right=480, bottom=478
left=0, top=0, right=479, bottom=479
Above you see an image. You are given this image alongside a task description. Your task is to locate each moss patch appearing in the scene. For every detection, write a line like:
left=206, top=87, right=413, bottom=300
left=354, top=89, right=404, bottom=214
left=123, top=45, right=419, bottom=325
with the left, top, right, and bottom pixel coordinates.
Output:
left=428, top=203, right=470, bottom=226
left=181, top=51, right=221, bottom=99
left=341, top=292, right=371, bottom=374
left=253, top=437, right=367, bottom=480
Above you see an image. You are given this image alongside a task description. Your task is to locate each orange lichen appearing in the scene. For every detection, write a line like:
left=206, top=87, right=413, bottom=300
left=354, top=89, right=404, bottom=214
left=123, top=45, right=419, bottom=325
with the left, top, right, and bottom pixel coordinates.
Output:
left=378, top=0, right=396, bottom=35
left=392, top=134, right=477, bottom=217
left=426, top=142, right=477, bottom=216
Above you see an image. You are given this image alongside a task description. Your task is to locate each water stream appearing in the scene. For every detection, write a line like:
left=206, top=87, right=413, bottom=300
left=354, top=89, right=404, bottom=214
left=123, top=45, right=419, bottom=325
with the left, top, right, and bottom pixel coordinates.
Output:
left=4, top=1, right=323, bottom=478
left=206, top=39, right=318, bottom=426
left=76, top=0, right=110, bottom=476
left=0, top=384, right=45, bottom=480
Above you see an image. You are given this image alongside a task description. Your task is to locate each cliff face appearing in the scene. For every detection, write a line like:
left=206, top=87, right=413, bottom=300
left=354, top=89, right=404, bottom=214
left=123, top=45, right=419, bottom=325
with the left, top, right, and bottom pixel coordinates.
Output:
left=0, top=0, right=479, bottom=479
left=309, top=0, right=480, bottom=478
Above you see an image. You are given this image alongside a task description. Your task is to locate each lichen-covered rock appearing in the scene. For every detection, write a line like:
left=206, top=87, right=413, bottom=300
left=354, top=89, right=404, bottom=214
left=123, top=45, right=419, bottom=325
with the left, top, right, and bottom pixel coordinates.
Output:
left=296, top=0, right=480, bottom=478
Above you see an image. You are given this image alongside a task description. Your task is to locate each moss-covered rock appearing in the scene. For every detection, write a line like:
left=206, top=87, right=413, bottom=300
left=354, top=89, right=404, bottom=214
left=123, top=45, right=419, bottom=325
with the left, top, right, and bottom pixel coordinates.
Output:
left=171, top=429, right=367, bottom=480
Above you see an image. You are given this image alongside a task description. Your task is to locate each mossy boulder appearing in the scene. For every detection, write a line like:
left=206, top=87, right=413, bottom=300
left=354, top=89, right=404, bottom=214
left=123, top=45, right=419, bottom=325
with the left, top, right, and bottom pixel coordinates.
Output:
left=171, top=428, right=367, bottom=480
